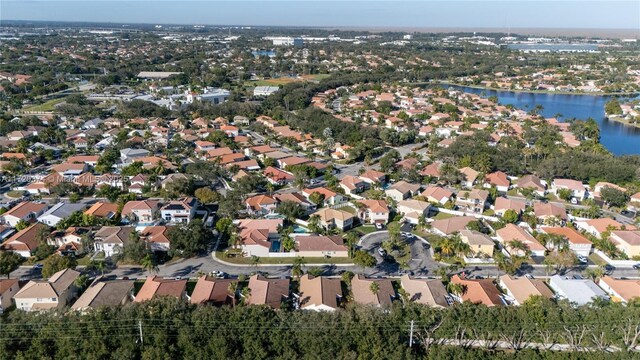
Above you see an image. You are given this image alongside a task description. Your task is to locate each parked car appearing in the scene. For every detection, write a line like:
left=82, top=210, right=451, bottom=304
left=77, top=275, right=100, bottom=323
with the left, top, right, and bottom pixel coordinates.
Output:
left=32, top=264, right=43, bottom=270
left=375, top=222, right=385, bottom=230
left=633, top=263, right=640, bottom=270
left=577, top=255, right=588, bottom=264
left=377, top=248, right=387, bottom=257
left=603, top=264, right=615, bottom=273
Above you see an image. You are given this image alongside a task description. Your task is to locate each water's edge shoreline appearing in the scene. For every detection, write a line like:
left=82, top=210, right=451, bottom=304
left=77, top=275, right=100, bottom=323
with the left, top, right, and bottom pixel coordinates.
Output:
left=431, top=81, right=640, bottom=97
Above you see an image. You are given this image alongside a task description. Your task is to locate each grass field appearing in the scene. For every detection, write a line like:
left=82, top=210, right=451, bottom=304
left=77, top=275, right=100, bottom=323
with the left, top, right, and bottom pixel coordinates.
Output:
left=23, top=98, right=66, bottom=112
left=432, top=212, right=455, bottom=220
left=6, top=190, right=25, bottom=199
left=250, top=74, right=330, bottom=86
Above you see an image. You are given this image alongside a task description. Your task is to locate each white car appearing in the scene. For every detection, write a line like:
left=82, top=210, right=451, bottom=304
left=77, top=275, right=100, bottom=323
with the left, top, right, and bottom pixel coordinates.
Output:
left=577, top=255, right=588, bottom=264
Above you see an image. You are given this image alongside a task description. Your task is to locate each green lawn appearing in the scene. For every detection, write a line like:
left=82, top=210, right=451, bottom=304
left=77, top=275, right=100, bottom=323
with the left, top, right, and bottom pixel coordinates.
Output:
left=6, top=190, right=25, bottom=199
left=589, top=253, right=608, bottom=266
left=348, top=225, right=377, bottom=236
left=216, top=252, right=354, bottom=265
left=432, top=212, right=455, bottom=220
left=391, top=244, right=412, bottom=269
left=340, top=206, right=357, bottom=214
left=23, top=98, right=66, bottom=112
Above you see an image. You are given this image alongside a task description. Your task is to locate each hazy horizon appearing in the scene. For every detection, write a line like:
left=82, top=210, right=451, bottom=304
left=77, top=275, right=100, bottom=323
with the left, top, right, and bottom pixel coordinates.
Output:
left=1, top=1, right=639, bottom=34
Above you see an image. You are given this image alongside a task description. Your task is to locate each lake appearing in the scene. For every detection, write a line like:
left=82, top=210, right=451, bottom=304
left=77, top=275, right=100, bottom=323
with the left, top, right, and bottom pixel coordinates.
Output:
left=442, top=85, right=640, bottom=156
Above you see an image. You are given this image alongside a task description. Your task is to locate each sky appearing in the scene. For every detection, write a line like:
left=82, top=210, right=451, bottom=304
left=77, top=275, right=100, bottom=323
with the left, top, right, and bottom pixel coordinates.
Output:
left=1, top=1, right=639, bottom=30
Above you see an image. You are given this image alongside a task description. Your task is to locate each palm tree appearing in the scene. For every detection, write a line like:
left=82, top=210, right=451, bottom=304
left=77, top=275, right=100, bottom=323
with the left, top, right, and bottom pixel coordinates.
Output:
left=438, top=237, right=457, bottom=257
left=344, top=232, right=359, bottom=258
left=228, top=281, right=238, bottom=308
left=447, top=283, right=466, bottom=299
left=91, top=260, right=106, bottom=276
left=229, top=232, right=242, bottom=250
left=507, top=240, right=531, bottom=258
left=292, top=256, right=305, bottom=279
left=240, top=286, right=252, bottom=305
left=250, top=255, right=261, bottom=271
left=141, top=254, right=158, bottom=274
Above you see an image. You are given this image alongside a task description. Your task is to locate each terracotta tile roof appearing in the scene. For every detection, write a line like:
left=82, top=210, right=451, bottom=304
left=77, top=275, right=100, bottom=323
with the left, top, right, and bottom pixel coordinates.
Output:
left=0, top=223, right=49, bottom=253
left=84, top=202, right=119, bottom=218
left=295, top=235, right=347, bottom=252
left=298, top=274, right=342, bottom=310
left=451, top=275, right=503, bottom=306
left=496, top=224, right=546, bottom=252
left=431, top=216, right=476, bottom=235
left=3, top=201, right=47, bottom=219
left=247, top=274, right=289, bottom=308
left=351, top=275, right=395, bottom=306
left=499, top=275, right=553, bottom=304
left=190, top=276, right=237, bottom=305
left=598, top=276, right=640, bottom=302
left=540, top=227, right=592, bottom=245
left=400, top=275, right=449, bottom=307
left=134, top=276, right=186, bottom=302
left=356, top=200, right=389, bottom=213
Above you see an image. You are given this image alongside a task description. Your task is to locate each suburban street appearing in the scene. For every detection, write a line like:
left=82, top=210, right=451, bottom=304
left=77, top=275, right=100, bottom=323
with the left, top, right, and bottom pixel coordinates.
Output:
left=11, top=230, right=639, bottom=281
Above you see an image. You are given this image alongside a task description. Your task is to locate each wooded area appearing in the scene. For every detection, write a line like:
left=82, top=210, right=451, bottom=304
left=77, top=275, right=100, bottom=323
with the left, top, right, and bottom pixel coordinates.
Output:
left=1, top=297, right=638, bottom=359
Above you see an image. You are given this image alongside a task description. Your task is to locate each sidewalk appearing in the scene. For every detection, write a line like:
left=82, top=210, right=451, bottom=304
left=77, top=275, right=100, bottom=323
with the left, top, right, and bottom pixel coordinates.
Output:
left=210, top=252, right=355, bottom=268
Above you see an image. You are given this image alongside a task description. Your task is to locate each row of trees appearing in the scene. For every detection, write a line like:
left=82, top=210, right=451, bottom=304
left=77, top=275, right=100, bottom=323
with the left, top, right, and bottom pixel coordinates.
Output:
left=1, top=297, right=638, bottom=359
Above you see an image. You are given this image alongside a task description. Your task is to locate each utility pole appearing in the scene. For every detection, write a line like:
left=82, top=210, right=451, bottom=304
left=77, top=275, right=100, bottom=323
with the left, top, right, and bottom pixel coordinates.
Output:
left=409, top=320, right=415, bottom=347
left=138, top=320, right=143, bottom=346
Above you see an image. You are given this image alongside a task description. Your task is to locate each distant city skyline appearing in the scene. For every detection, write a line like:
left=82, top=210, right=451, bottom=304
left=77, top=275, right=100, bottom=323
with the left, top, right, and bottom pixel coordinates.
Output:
left=2, top=1, right=639, bottom=31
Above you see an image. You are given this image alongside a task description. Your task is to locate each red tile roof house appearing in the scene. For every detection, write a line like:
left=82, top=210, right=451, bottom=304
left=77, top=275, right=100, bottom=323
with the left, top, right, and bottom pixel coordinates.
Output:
left=484, top=171, right=511, bottom=193
left=121, top=200, right=161, bottom=226
left=533, top=202, right=567, bottom=223
left=420, top=186, right=453, bottom=205
left=245, top=195, right=278, bottom=216
left=539, top=227, right=593, bottom=257
left=351, top=275, right=395, bottom=307
left=189, top=275, right=238, bottom=306
left=493, top=197, right=526, bottom=217
left=302, top=187, right=346, bottom=206
left=246, top=274, right=290, bottom=309
left=574, top=218, right=636, bottom=239
left=263, top=166, right=294, bottom=186
left=237, top=219, right=283, bottom=257
left=359, top=169, right=386, bottom=186
left=0, top=223, right=50, bottom=257
left=455, top=189, right=489, bottom=214
left=274, top=193, right=316, bottom=214
left=139, top=226, right=172, bottom=253
left=450, top=274, right=504, bottom=307
left=297, top=275, right=343, bottom=311
left=430, top=216, right=476, bottom=236
left=495, top=224, right=546, bottom=257
left=294, top=235, right=349, bottom=258
left=516, top=175, right=546, bottom=197
left=551, top=178, right=588, bottom=201
left=339, top=175, right=369, bottom=195
left=0, top=201, right=48, bottom=228
left=354, top=200, right=390, bottom=225
left=134, top=276, right=187, bottom=302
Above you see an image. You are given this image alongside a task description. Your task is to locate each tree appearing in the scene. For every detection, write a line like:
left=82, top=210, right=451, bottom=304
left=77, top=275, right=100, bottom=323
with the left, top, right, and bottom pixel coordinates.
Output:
left=123, top=230, right=149, bottom=264
left=15, top=219, right=29, bottom=231
left=291, top=257, right=305, bottom=278
left=215, top=217, right=233, bottom=235
left=502, top=209, right=519, bottom=224
left=308, top=192, right=325, bottom=207
left=74, top=274, right=89, bottom=290
left=0, top=251, right=23, bottom=278
left=42, top=254, right=76, bottom=278
left=308, top=215, right=323, bottom=234
left=353, top=250, right=376, bottom=269
left=446, top=283, right=466, bottom=299
left=341, top=270, right=355, bottom=285
left=194, top=187, right=220, bottom=204
left=167, top=219, right=210, bottom=257
left=228, top=281, right=238, bottom=307
left=604, top=99, right=622, bottom=115
left=600, top=186, right=629, bottom=208
left=250, top=255, right=261, bottom=270
left=557, top=188, right=573, bottom=202
left=344, top=232, right=359, bottom=258
left=141, top=254, right=159, bottom=274
left=276, top=201, right=303, bottom=224
left=369, top=282, right=380, bottom=295
left=585, top=266, right=605, bottom=281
